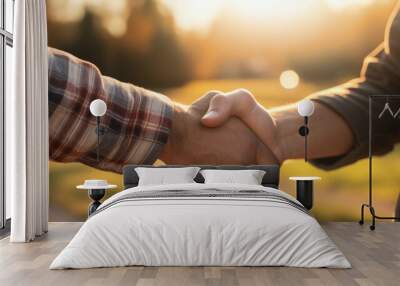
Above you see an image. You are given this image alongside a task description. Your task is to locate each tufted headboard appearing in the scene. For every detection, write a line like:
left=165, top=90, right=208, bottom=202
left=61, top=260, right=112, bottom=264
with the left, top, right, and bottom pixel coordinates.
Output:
left=122, top=165, right=280, bottom=189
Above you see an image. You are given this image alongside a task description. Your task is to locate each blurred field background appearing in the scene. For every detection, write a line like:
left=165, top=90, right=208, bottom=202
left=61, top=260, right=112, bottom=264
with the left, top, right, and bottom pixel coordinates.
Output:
left=47, top=0, right=400, bottom=221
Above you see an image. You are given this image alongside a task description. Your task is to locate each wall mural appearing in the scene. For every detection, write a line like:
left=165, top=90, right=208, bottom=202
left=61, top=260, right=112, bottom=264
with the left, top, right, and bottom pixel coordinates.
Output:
left=47, top=0, right=400, bottom=222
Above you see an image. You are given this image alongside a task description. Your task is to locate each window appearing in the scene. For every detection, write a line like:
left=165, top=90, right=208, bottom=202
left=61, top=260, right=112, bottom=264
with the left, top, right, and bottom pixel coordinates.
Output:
left=1, top=0, right=14, bottom=231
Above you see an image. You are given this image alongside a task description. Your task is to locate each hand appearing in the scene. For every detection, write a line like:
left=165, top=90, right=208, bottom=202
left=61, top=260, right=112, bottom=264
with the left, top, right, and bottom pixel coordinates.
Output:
left=200, top=89, right=284, bottom=163
left=159, top=91, right=280, bottom=165
left=199, top=88, right=355, bottom=164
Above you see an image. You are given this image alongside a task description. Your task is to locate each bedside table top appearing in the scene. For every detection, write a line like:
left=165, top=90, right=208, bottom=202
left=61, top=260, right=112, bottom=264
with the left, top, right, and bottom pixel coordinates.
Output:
left=76, top=179, right=118, bottom=190
left=289, top=176, right=321, bottom=181
left=76, top=185, right=117, bottom=190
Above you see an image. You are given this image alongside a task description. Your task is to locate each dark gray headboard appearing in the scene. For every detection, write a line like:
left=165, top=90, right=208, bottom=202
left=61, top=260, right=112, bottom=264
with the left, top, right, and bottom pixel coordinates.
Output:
left=123, top=165, right=280, bottom=189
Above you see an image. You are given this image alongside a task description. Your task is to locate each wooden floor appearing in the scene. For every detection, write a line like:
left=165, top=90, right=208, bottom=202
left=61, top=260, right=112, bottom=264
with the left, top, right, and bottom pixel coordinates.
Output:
left=0, top=222, right=399, bottom=286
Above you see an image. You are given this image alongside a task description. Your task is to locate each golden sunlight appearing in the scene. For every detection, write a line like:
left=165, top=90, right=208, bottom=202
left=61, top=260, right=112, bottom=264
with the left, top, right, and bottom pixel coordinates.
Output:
left=162, top=0, right=223, bottom=32
left=49, top=0, right=385, bottom=34
left=162, top=0, right=381, bottom=31
left=326, top=0, right=374, bottom=10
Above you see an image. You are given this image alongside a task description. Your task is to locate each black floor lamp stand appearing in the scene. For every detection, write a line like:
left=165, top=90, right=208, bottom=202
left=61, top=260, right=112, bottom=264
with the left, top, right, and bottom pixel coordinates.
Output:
left=359, top=95, right=400, bottom=230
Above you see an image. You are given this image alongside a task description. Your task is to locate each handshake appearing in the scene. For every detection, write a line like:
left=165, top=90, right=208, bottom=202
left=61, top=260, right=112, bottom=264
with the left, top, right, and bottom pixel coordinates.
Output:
left=159, top=89, right=354, bottom=166
left=47, top=48, right=355, bottom=172
left=159, top=89, right=282, bottom=165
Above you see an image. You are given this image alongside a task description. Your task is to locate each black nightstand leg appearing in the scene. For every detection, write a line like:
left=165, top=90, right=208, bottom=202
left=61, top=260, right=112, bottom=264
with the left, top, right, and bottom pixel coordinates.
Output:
left=88, top=189, right=106, bottom=216
left=296, top=181, right=313, bottom=210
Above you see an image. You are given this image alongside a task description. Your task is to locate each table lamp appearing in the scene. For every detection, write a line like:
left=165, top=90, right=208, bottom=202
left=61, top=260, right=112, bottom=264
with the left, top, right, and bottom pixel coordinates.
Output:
left=89, top=99, right=107, bottom=162
left=297, top=99, right=314, bottom=162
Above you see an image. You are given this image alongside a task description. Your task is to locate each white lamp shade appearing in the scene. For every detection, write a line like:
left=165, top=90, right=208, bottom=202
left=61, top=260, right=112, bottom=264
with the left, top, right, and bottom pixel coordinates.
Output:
left=90, top=99, right=107, bottom=117
left=297, top=99, right=314, bottom=117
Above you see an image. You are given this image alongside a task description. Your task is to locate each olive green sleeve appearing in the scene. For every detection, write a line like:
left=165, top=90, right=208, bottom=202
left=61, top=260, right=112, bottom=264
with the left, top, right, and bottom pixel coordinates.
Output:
left=309, top=3, right=400, bottom=170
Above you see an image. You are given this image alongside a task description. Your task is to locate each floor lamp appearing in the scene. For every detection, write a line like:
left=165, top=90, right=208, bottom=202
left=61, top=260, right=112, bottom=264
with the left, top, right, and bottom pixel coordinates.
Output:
left=359, top=95, right=400, bottom=230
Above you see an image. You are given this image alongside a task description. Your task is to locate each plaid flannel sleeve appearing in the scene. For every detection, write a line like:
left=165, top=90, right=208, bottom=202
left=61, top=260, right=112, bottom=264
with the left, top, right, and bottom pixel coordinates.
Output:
left=48, top=47, right=173, bottom=173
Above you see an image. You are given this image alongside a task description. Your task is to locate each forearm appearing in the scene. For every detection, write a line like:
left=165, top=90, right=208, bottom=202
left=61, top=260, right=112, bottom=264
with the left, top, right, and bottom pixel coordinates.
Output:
left=48, top=47, right=173, bottom=172
left=272, top=102, right=355, bottom=161
left=158, top=103, right=188, bottom=164
left=213, top=91, right=355, bottom=162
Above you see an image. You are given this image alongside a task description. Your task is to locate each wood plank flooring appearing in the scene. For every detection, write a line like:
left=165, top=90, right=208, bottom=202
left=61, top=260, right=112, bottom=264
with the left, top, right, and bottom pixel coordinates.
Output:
left=0, top=222, right=399, bottom=286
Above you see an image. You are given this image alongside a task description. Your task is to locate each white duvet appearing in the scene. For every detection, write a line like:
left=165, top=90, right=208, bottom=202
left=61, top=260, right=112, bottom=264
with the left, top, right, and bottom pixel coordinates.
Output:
left=50, top=183, right=351, bottom=269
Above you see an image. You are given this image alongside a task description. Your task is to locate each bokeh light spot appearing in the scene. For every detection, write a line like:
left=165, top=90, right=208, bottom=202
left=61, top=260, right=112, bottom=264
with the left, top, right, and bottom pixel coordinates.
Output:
left=280, top=70, right=300, bottom=89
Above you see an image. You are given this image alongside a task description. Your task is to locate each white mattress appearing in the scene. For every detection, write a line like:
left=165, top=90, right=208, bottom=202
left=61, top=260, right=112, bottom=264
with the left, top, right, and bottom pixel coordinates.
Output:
left=50, top=183, right=351, bottom=269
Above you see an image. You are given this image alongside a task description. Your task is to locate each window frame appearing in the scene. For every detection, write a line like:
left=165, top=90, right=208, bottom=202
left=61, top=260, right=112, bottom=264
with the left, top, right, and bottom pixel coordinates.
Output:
left=0, top=0, right=14, bottom=233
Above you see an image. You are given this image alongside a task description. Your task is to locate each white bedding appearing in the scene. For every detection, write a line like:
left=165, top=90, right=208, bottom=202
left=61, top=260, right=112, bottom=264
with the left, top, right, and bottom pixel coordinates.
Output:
left=50, top=183, right=351, bottom=269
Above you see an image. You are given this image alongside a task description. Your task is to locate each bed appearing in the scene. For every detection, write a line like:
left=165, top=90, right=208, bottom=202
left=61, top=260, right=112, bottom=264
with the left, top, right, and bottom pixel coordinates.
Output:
left=50, top=165, right=351, bottom=269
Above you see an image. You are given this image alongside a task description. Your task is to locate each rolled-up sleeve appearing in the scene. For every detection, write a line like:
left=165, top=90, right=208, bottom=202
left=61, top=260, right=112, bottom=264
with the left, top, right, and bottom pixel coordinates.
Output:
left=48, top=48, right=173, bottom=173
left=309, top=2, right=400, bottom=170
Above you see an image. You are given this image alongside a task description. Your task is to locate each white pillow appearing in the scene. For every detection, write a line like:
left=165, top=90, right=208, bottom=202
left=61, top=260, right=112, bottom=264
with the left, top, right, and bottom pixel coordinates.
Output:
left=200, top=169, right=266, bottom=185
left=135, top=167, right=200, bottom=186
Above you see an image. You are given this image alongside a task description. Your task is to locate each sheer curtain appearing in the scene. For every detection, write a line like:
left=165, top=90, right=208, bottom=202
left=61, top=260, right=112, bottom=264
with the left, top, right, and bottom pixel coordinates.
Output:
left=8, top=0, right=49, bottom=242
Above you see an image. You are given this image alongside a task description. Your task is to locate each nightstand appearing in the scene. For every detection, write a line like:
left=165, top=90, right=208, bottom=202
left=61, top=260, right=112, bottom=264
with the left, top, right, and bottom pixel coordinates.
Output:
left=77, top=180, right=117, bottom=216
left=289, top=177, right=321, bottom=210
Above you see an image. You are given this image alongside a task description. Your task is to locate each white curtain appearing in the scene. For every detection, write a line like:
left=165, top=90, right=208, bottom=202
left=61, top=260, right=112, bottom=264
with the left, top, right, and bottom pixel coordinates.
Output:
left=8, top=0, right=49, bottom=242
